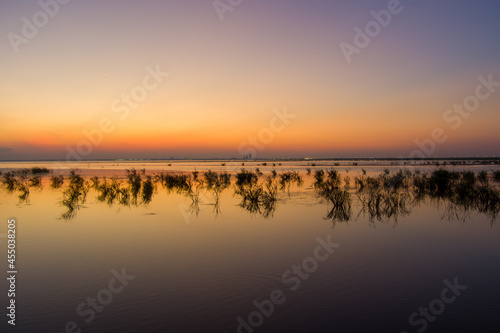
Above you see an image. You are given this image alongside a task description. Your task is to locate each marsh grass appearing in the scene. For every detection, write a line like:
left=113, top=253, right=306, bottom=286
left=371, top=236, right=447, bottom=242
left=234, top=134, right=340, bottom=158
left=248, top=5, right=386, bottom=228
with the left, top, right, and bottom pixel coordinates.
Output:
left=313, top=169, right=352, bottom=223
left=316, top=182, right=351, bottom=223
left=28, top=175, right=42, bottom=188
left=235, top=176, right=279, bottom=218
left=16, top=181, right=30, bottom=203
left=31, top=167, right=50, bottom=174
left=50, top=175, right=64, bottom=189
left=60, top=170, right=89, bottom=219
left=127, top=169, right=142, bottom=204
left=141, top=176, right=154, bottom=204
left=89, top=176, right=100, bottom=189
left=1, top=172, right=18, bottom=192
left=236, top=169, right=258, bottom=186
left=158, top=172, right=191, bottom=194
left=478, top=171, right=488, bottom=184
left=279, top=171, right=303, bottom=196
left=2, top=167, right=497, bottom=222
left=357, top=188, right=413, bottom=224
left=313, top=169, right=325, bottom=187
left=96, top=178, right=123, bottom=206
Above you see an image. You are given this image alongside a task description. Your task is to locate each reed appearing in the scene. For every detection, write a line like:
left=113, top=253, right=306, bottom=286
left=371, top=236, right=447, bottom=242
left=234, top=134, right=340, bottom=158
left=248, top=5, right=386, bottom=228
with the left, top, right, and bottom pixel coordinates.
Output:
left=50, top=175, right=64, bottom=189
left=236, top=169, right=258, bottom=186
left=28, top=175, right=42, bottom=188
left=141, top=176, right=154, bottom=204
left=31, top=167, right=50, bottom=174
left=1, top=172, right=18, bottom=192
left=494, top=171, right=500, bottom=182
left=60, top=171, right=89, bottom=219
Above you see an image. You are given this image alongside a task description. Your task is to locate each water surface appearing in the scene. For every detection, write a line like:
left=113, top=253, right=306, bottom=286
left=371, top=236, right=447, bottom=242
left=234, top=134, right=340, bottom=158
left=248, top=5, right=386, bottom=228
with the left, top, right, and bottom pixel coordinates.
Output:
left=0, top=161, right=499, bottom=333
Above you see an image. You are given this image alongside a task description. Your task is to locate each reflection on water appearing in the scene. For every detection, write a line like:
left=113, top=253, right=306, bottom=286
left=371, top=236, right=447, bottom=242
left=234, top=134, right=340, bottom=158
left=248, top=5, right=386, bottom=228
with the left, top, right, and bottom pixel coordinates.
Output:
left=60, top=170, right=89, bottom=220
left=1, top=163, right=500, bottom=333
left=2, top=167, right=499, bottom=223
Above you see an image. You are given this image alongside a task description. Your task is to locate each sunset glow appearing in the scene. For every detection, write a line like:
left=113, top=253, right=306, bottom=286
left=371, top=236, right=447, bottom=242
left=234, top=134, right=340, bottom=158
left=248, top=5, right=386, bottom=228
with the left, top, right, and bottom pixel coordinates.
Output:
left=1, top=0, right=499, bottom=160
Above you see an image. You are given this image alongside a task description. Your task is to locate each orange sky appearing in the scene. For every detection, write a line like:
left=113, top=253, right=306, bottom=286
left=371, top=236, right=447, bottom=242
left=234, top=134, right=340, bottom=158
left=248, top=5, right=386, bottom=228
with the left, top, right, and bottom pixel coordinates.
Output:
left=1, top=1, right=499, bottom=160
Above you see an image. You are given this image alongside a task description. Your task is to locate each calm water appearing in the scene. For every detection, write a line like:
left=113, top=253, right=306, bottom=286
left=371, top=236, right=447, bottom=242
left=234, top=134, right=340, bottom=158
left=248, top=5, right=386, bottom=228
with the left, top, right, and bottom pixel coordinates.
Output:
left=1, top=161, right=499, bottom=333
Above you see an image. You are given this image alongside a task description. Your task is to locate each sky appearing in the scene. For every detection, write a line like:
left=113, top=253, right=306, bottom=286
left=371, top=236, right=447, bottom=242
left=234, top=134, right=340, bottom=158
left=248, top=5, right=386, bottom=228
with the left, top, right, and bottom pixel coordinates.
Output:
left=0, top=0, right=499, bottom=160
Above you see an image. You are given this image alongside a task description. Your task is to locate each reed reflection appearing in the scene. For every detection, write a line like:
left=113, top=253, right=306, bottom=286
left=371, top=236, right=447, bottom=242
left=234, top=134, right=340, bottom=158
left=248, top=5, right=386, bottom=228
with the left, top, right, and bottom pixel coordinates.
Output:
left=0, top=167, right=498, bottom=223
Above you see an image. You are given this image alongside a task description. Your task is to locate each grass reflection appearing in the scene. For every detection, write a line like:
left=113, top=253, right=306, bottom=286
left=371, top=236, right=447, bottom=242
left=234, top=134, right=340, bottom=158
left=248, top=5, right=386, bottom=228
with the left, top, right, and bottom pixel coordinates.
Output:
left=0, top=167, right=498, bottom=223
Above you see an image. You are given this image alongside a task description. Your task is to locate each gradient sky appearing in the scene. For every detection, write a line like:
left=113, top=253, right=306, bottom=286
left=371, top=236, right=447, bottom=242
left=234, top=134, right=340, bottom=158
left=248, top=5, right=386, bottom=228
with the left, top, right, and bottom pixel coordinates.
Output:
left=1, top=0, right=499, bottom=160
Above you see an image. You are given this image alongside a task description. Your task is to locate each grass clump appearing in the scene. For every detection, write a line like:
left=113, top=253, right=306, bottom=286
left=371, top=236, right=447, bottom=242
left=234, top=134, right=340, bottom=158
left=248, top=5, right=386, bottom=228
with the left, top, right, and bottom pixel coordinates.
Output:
left=494, top=171, right=500, bottom=182
left=1, top=172, right=18, bottom=192
left=50, top=175, right=64, bottom=189
left=31, top=167, right=50, bottom=174
left=236, top=169, right=258, bottom=186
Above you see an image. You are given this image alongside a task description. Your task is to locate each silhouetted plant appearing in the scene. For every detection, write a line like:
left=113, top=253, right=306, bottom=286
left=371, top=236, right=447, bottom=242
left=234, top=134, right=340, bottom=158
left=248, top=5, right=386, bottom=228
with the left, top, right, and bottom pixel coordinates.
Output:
left=126, top=169, right=142, bottom=204
left=236, top=170, right=258, bottom=186
left=313, top=169, right=325, bottom=187
left=478, top=171, right=489, bottom=185
left=279, top=171, right=303, bottom=196
left=141, top=176, right=154, bottom=204
left=60, top=171, right=89, bottom=220
left=96, top=178, right=121, bottom=206
left=315, top=179, right=351, bottom=223
left=235, top=177, right=279, bottom=218
left=50, top=175, right=64, bottom=189
left=344, top=176, right=351, bottom=189
left=237, top=183, right=263, bottom=214
left=494, top=171, right=500, bottom=182
left=461, top=171, right=476, bottom=186
left=158, top=172, right=191, bottom=194
left=261, top=177, right=278, bottom=218
left=28, top=176, right=42, bottom=188
left=204, top=170, right=218, bottom=188
left=1, top=172, right=18, bottom=192
left=89, top=176, right=99, bottom=189
left=357, top=187, right=412, bottom=223
left=428, top=169, right=459, bottom=197
left=31, top=167, right=49, bottom=174
left=326, top=169, right=341, bottom=187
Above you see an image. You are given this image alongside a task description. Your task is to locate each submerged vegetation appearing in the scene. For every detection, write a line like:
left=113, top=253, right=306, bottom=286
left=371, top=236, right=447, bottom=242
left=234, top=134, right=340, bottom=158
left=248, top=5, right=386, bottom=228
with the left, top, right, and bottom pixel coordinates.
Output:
left=60, top=170, right=89, bottom=219
left=314, top=169, right=352, bottom=223
left=31, top=166, right=50, bottom=174
left=0, top=167, right=499, bottom=223
left=235, top=175, right=279, bottom=218
left=50, top=175, right=64, bottom=189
